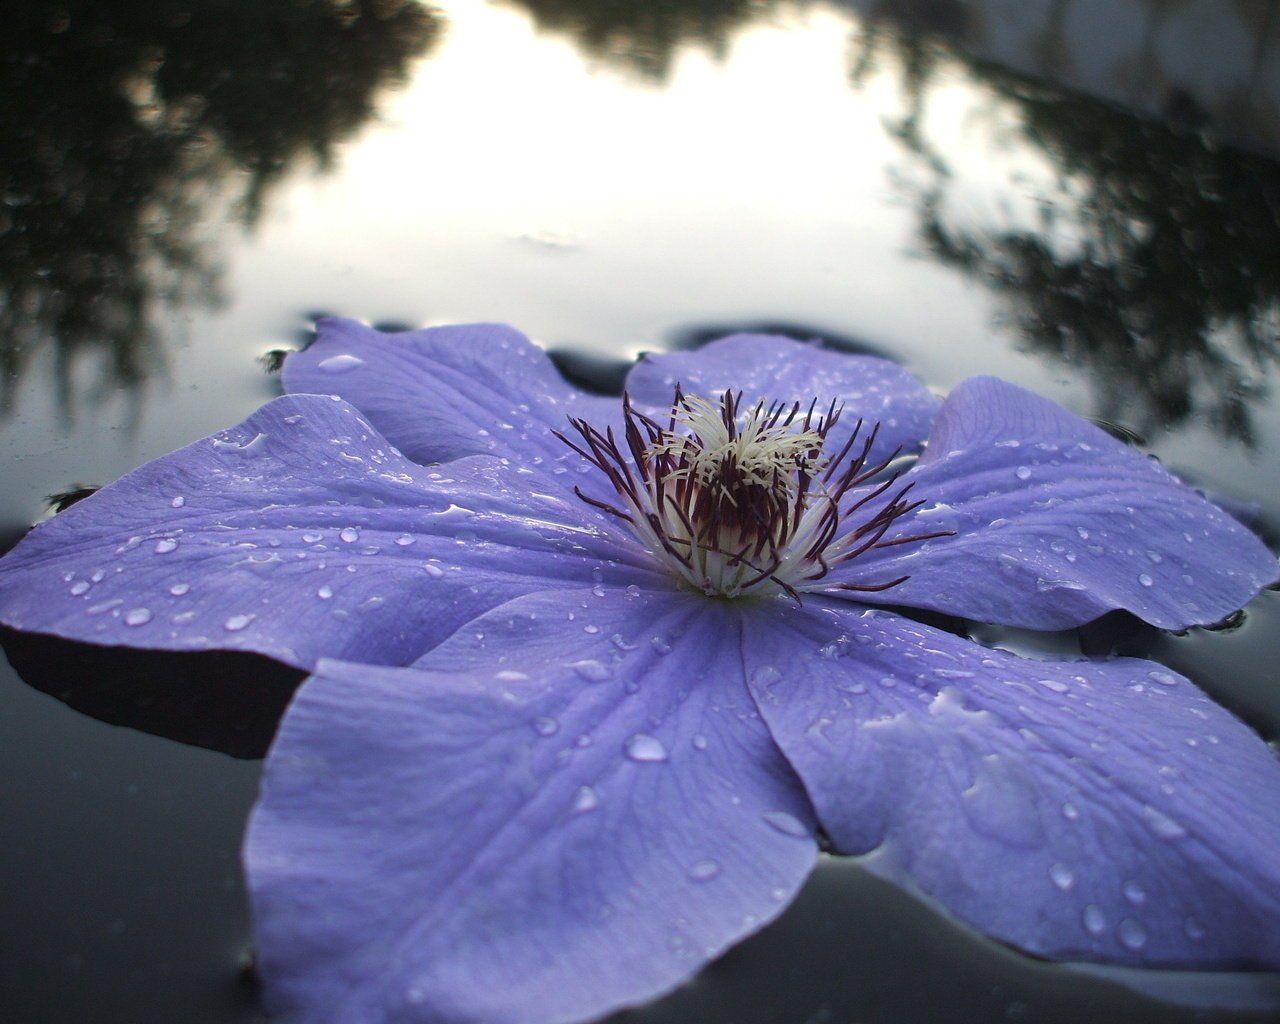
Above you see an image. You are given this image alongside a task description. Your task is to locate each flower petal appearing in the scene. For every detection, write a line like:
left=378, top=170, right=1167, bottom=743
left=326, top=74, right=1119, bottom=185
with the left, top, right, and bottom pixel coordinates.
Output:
left=246, top=587, right=817, bottom=1024
left=0, top=395, right=659, bottom=669
left=283, top=318, right=619, bottom=470
left=832, top=377, right=1277, bottom=629
left=625, top=333, right=940, bottom=465
left=744, top=601, right=1280, bottom=968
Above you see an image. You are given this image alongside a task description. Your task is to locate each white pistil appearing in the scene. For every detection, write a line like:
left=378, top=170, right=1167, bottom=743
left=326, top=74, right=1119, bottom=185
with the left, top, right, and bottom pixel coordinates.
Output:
left=557, top=387, right=949, bottom=600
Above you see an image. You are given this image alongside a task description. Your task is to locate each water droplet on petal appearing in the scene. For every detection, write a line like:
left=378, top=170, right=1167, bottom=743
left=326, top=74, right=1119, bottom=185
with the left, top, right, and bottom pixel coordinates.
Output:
left=339, top=527, right=359, bottom=543
left=1184, top=916, right=1206, bottom=940
left=691, top=734, right=708, bottom=751
left=423, top=563, right=445, bottom=579
left=1062, top=802, right=1081, bottom=821
left=1118, top=917, right=1147, bottom=950
left=1082, top=904, right=1106, bottom=936
left=154, top=538, right=178, bottom=554
left=1138, top=573, right=1154, bottom=587
left=1015, top=466, right=1032, bottom=481
left=624, top=734, right=668, bottom=762
left=569, top=659, right=611, bottom=683
left=169, top=583, right=190, bottom=596
left=1037, top=677, right=1069, bottom=693
left=224, top=614, right=254, bottom=632
left=317, top=585, right=333, bottom=599
left=395, top=534, right=415, bottom=546
left=650, top=635, right=672, bottom=655
left=1140, top=804, right=1187, bottom=839
left=688, top=859, right=721, bottom=881
left=762, top=810, right=809, bottom=838
left=124, top=608, right=152, bottom=626
left=318, top=353, right=365, bottom=373
left=1147, top=670, right=1178, bottom=687
left=1048, top=863, right=1075, bottom=891
left=571, top=785, right=599, bottom=813
left=170, top=496, right=185, bottom=508
left=533, top=716, right=559, bottom=737
left=69, top=581, right=91, bottom=596
left=1123, top=881, right=1146, bottom=905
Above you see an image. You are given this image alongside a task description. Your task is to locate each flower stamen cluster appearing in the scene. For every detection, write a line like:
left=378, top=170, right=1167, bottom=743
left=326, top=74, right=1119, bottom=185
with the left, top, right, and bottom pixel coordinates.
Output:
left=557, top=387, right=951, bottom=599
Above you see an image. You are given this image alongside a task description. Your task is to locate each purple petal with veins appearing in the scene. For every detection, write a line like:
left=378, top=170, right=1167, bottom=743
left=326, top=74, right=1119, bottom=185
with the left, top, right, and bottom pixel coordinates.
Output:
left=247, top=588, right=816, bottom=1024
left=744, top=600, right=1280, bottom=968
left=0, top=394, right=659, bottom=669
left=825, top=377, right=1278, bottom=629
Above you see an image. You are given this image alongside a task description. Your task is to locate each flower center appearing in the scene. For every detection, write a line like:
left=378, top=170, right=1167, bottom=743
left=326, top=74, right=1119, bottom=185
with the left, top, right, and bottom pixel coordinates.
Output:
left=558, top=387, right=949, bottom=599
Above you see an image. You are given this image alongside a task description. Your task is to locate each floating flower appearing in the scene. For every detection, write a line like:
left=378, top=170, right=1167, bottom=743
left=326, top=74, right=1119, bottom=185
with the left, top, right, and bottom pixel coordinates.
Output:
left=1, top=320, right=1278, bottom=1024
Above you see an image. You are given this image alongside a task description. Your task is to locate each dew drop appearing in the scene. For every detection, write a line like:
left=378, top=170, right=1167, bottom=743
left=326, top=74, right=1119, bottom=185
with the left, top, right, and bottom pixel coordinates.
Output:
left=318, top=353, right=365, bottom=373
left=395, top=534, right=415, bottom=547
left=302, top=532, right=324, bottom=544
left=1138, top=573, right=1154, bottom=587
left=650, top=635, right=672, bottom=655
left=1082, top=904, right=1106, bottom=936
left=533, top=717, right=559, bottom=737
left=1062, top=802, right=1081, bottom=821
left=1048, top=863, right=1075, bottom=891
left=1076, top=527, right=1090, bottom=541
left=1184, top=916, right=1206, bottom=940
left=762, top=810, right=809, bottom=838
left=169, top=583, right=190, bottom=596
left=569, top=659, right=611, bottom=683
left=170, top=496, right=185, bottom=508
left=1147, top=670, right=1178, bottom=687
left=124, top=608, right=152, bottom=627
left=69, top=581, right=91, bottom=596
left=688, top=859, right=721, bottom=881
left=1122, top=880, right=1146, bottom=905
left=317, top=585, right=333, bottom=599
left=154, top=538, right=178, bottom=554
left=423, top=563, right=445, bottom=579
left=1036, top=677, right=1069, bottom=693
left=339, top=527, right=359, bottom=544
left=1140, top=804, right=1187, bottom=840
left=1015, top=466, right=1032, bottom=481
left=1118, top=917, right=1147, bottom=951
left=624, top=734, right=668, bottom=763
left=571, top=785, right=599, bottom=813
left=224, top=614, right=254, bottom=632
left=691, top=734, right=708, bottom=751
left=752, top=665, right=782, bottom=688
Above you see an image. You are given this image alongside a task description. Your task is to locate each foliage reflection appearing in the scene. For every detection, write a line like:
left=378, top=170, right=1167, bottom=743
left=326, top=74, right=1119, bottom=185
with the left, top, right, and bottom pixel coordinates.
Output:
left=504, top=0, right=776, bottom=79
left=0, top=0, right=439, bottom=421
left=854, top=18, right=1280, bottom=446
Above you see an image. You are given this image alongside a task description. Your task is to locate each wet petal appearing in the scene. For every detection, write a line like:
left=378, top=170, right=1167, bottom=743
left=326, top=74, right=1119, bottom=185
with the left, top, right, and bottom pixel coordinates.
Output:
left=744, top=601, right=1280, bottom=968
left=284, top=317, right=619, bottom=471
left=833, top=377, right=1277, bottom=628
left=0, top=395, right=659, bottom=669
left=625, top=333, right=940, bottom=465
left=246, top=588, right=816, bottom=1024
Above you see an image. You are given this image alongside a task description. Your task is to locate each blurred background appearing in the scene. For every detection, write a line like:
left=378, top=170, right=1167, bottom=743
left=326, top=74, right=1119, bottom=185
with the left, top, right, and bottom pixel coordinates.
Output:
left=2, top=2, right=1279, bottom=1022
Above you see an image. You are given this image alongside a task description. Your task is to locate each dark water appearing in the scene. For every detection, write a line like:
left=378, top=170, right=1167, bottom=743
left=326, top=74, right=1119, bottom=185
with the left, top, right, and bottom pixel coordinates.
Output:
left=3, top=2, right=1280, bottom=1022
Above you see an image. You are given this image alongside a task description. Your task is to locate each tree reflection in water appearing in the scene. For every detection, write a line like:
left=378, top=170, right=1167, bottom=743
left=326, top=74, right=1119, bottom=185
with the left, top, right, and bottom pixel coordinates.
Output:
left=0, top=0, right=439, bottom=422
left=853, top=15, right=1280, bottom=447
left=504, top=0, right=775, bottom=80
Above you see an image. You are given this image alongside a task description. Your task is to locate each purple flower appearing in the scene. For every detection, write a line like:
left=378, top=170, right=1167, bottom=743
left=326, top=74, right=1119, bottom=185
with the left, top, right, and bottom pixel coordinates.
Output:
left=2, top=319, right=1279, bottom=1024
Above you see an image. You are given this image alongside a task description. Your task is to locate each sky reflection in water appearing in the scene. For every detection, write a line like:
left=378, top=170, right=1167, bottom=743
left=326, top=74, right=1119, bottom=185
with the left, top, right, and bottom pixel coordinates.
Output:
left=2, top=1, right=1279, bottom=1022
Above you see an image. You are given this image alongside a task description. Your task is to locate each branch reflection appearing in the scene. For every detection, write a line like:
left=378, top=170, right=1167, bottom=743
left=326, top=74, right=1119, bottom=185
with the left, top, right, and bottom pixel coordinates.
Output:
left=503, top=0, right=776, bottom=80
left=0, top=0, right=439, bottom=422
left=853, top=16, right=1280, bottom=446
